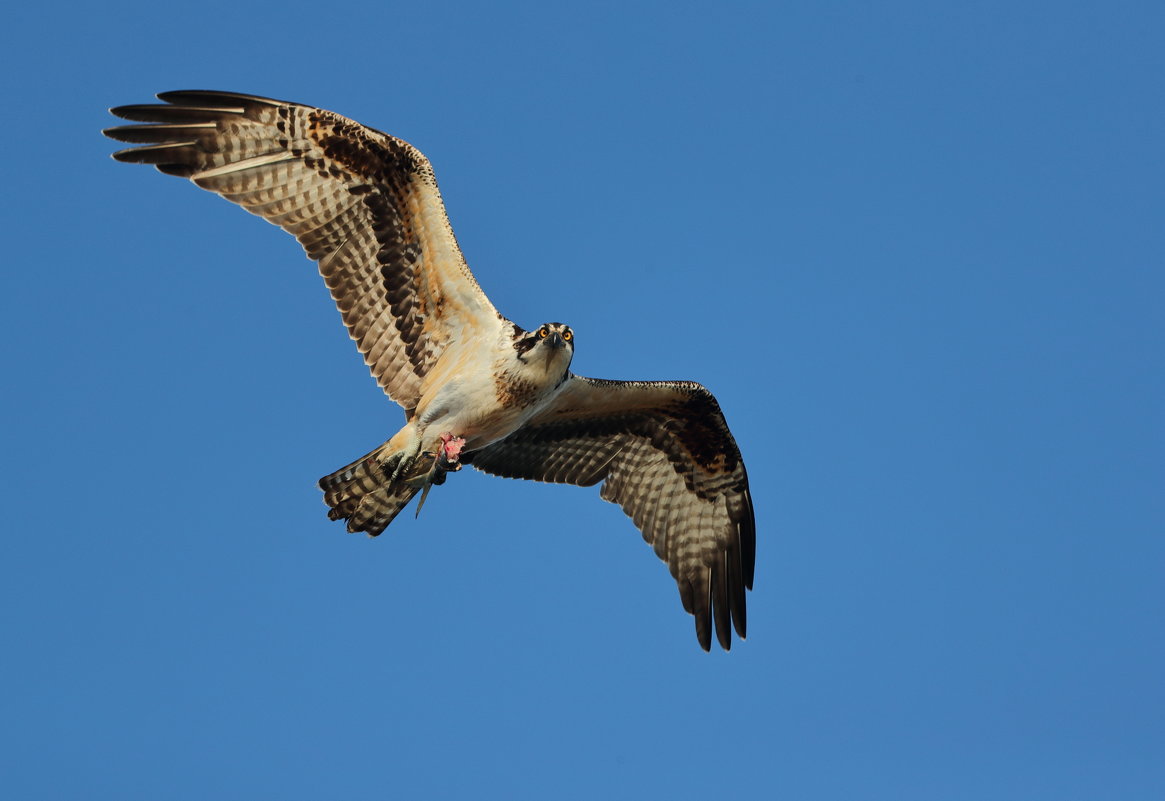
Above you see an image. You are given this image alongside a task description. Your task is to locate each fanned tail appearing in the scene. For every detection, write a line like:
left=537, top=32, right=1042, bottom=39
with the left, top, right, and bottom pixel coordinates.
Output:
left=318, top=443, right=431, bottom=537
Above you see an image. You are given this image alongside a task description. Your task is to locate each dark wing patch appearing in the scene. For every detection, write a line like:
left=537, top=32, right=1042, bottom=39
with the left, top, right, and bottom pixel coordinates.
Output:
left=467, top=376, right=755, bottom=651
left=104, top=90, right=502, bottom=412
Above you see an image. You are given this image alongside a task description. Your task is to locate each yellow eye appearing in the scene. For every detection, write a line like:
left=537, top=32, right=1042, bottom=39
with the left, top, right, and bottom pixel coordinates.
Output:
left=538, top=327, right=548, bottom=338
left=562, top=330, right=573, bottom=342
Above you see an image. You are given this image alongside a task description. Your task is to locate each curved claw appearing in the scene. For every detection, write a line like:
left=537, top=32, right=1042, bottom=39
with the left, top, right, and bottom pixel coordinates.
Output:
left=388, top=438, right=423, bottom=484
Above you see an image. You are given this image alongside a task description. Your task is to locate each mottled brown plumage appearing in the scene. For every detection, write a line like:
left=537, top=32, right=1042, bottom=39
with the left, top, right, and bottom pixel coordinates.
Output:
left=468, top=377, right=754, bottom=650
left=106, top=90, right=496, bottom=414
left=104, top=91, right=756, bottom=651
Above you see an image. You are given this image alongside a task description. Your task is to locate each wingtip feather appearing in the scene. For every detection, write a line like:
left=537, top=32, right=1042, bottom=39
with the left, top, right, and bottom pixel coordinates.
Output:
left=156, top=89, right=284, bottom=108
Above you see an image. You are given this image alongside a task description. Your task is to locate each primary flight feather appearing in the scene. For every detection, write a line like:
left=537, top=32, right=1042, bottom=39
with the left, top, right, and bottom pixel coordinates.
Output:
left=104, top=90, right=755, bottom=650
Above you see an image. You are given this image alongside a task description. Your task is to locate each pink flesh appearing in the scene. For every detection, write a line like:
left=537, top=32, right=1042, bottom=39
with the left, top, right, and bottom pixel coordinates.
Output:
left=439, top=433, right=466, bottom=462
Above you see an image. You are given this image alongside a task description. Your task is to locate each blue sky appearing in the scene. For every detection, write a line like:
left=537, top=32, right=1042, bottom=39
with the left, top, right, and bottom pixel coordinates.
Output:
left=3, top=1, right=1162, bottom=798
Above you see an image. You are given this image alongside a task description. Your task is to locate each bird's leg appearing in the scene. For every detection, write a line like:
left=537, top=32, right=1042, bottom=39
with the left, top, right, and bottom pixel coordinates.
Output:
left=387, top=440, right=423, bottom=483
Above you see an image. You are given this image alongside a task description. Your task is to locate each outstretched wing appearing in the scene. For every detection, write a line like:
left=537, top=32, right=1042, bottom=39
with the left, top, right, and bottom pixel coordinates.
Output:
left=467, top=376, right=756, bottom=651
left=104, top=90, right=502, bottom=414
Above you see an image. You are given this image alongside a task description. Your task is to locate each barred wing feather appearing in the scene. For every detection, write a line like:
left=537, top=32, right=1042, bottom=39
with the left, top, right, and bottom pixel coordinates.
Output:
left=468, top=376, right=755, bottom=651
left=104, top=90, right=501, bottom=414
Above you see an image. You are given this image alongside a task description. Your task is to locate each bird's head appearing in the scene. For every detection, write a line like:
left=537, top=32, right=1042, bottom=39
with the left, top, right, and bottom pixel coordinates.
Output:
left=536, top=322, right=573, bottom=351
left=513, top=322, right=574, bottom=371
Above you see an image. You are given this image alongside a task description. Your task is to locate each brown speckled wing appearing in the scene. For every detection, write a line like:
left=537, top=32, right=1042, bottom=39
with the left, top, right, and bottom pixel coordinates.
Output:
left=467, top=376, right=756, bottom=651
left=104, top=90, right=501, bottom=413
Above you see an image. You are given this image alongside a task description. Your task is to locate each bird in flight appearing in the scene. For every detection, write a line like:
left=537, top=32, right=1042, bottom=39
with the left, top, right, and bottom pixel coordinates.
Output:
left=104, top=91, right=755, bottom=650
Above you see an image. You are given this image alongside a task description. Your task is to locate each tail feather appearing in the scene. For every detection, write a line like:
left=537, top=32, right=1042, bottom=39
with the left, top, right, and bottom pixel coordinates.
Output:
left=318, top=443, right=421, bottom=537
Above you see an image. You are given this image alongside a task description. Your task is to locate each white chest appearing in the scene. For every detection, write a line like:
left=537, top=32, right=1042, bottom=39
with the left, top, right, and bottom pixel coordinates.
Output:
left=414, top=336, right=570, bottom=449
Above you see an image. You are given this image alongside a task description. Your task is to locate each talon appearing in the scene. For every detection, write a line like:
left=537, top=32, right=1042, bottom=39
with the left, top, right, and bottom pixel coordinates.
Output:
left=387, top=452, right=413, bottom=483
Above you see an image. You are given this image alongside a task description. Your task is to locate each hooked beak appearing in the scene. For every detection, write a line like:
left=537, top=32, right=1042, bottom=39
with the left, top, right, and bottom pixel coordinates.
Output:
left=546, top=331, right=565, bottom=349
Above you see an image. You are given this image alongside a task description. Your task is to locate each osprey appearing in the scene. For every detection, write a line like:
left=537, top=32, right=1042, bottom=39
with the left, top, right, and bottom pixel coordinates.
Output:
left=104, top=91, right=755, bottom=651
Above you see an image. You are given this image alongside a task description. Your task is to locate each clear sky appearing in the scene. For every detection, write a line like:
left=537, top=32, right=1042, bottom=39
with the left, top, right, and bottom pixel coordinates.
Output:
left=3, top=1, right=1162, bottom=798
